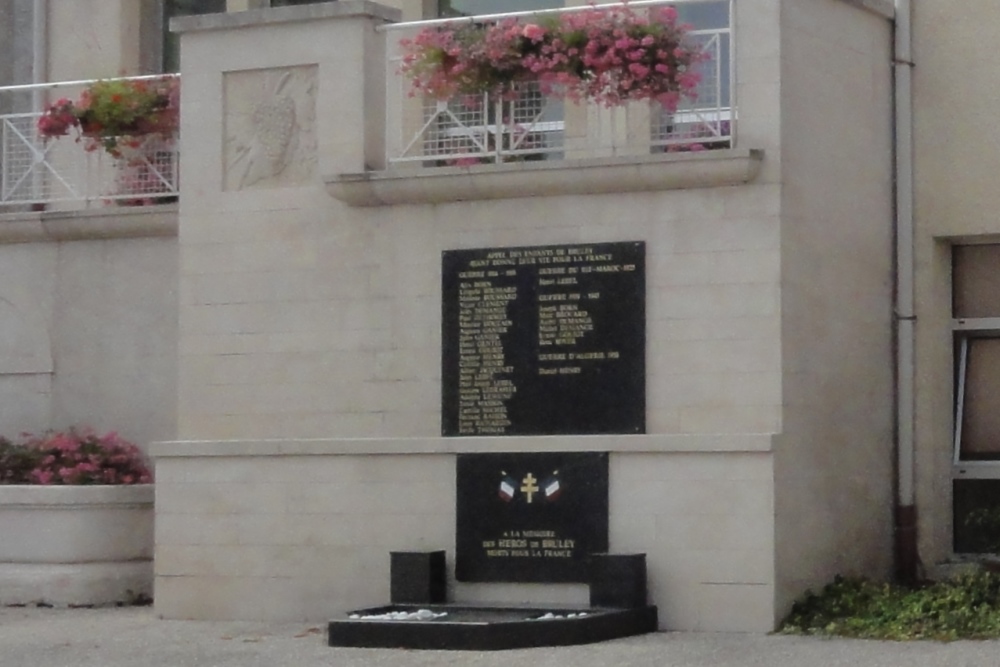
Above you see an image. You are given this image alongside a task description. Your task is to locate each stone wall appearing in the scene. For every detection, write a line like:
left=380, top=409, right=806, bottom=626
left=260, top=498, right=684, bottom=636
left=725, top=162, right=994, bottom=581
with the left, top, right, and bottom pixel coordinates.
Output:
left=0, top=207, right=178, bottom=449
left=912, top=0, right=1000, bottom=566
left=774, top=0, right=895, bottom=618
left=152, top=0, right=894, bottom=632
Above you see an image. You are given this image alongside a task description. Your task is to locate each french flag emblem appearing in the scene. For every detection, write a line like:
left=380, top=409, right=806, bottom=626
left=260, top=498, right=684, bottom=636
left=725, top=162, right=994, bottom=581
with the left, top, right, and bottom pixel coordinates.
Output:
left=542, top=471, right=562, bottom=502
left=498, top=472, right=516, bottom=502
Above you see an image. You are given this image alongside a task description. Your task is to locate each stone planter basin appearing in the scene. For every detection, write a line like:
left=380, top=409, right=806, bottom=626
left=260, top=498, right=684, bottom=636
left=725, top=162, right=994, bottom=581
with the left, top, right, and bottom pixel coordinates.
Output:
left=0, top=484, right=153, bottom=606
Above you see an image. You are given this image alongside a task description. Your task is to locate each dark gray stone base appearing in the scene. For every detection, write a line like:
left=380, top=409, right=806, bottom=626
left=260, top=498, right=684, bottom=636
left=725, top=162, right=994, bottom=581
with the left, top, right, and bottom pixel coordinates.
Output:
left=327, top=604, right=658, bottom=650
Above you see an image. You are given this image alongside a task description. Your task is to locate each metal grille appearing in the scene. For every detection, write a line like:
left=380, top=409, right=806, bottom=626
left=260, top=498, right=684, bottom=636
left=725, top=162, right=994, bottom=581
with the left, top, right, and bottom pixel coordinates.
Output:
left=396, top=82, right=564, bottom=166
left=650, top=28, right=732, bottom=151
left=0, top=76, right=179, bottom=208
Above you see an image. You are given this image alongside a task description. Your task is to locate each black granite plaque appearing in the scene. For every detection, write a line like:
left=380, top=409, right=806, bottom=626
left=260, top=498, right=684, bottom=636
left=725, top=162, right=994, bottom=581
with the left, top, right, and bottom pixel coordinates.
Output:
left=455, top=452, right=609, bottom=583
left=442, top=242, right=645, bottom=437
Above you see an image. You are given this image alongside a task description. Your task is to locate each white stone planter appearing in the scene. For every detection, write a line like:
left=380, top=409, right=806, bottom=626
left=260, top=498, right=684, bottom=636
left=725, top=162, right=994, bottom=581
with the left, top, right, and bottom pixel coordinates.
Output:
left=0, top=485, right=153, bottom=606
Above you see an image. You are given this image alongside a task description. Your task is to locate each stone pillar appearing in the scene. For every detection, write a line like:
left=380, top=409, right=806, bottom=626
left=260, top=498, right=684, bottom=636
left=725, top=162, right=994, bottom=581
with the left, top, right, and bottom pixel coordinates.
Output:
left=171, top=1, right=400, bottom=439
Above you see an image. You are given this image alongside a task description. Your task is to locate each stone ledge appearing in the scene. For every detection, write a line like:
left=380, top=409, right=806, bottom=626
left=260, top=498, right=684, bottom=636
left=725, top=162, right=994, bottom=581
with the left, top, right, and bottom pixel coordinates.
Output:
left=0, top=561, right=152, bottom=607
left=325, top=149, right=764, bottom=207
left=0, top=484, right=153, bottom=508
left=149, top=434, right=775, bottom=458
left=0, top=205, right=177, bottom=244
left=837, top=0, right=894, bottom=19
left=170, top=0, right=400, bottom=33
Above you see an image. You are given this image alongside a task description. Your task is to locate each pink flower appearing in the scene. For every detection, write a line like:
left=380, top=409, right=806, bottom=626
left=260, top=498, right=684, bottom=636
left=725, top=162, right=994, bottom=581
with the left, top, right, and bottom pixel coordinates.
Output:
left=521, top=23, right=546, bottom=41
left=398, top=5, right=707, bottom=107
left=629, top=63, right=650, bottom=79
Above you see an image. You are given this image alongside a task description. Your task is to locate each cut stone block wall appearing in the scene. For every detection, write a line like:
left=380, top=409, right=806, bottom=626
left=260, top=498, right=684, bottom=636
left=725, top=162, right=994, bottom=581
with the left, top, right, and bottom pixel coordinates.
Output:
left=152, top=437, right=775, bottom=631
left=0, top=207, right=178, bottom=448
left=153, top=0, right=894, bottom=633
left=774, top=0, right=895, bottom=619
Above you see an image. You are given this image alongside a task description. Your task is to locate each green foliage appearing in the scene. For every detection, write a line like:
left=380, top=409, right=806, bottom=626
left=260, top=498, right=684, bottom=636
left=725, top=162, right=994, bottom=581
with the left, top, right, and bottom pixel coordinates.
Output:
left=780, top=572, right=1000, bottom=640
left=37, top=77, right=178, bottom=158
left=0, top=436, right=43, bottom=484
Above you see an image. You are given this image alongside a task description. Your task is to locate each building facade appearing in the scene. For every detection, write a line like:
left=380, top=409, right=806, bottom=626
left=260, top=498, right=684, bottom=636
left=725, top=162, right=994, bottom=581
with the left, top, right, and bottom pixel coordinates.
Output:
left=8, top=0, right=992, bottom=632
left=912, top=4, right=1000, bottom=569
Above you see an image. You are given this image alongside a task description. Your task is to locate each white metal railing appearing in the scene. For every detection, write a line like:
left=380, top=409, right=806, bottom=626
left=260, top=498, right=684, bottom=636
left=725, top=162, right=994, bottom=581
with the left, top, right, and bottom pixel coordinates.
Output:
left=0, top=75, right=179, bottom=208
left=382, top=0, right=733, bottom=167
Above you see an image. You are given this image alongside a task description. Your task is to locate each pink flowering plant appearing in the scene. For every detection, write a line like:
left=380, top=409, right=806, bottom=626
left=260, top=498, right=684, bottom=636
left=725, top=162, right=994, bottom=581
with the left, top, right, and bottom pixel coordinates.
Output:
left=37, top=77, right=179, bottom=158
left=0, top=429, right=152, bottom=485
left=399, top=3, right=706, bottom=111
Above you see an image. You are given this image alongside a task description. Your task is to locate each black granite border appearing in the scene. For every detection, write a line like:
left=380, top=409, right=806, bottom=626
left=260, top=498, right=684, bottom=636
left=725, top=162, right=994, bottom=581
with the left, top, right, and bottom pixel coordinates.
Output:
left=327, top=604, right=658, bottom=650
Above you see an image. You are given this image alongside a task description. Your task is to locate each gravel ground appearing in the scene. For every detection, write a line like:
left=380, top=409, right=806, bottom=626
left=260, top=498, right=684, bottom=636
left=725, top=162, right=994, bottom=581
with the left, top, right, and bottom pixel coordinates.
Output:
left=1, top=606, right=999, bottom=667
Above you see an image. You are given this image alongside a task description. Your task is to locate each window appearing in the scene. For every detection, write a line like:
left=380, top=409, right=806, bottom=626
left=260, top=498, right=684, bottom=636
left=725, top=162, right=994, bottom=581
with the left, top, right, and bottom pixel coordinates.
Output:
left=952, top=244, right=1000, bottom=552
left=438, top=0, right=564, bottom=18
left=162, top=0, right=227, bottom=73
left=158, top=1, right=343, bottom=73
left=650, top=1, right=731, bottom=151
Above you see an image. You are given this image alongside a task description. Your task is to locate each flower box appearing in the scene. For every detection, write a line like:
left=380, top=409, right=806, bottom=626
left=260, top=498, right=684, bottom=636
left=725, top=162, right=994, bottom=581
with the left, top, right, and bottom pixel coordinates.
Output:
left=0, top=429, right=154, bottom=606
left=0, top=484, right=153, bottom=606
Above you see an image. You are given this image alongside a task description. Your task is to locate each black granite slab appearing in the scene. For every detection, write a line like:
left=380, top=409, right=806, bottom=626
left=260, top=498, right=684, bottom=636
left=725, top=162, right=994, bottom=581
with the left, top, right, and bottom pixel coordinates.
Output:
left=442, top=242, right=645, bottom=436
left=455, top=452, right=609, bottom=582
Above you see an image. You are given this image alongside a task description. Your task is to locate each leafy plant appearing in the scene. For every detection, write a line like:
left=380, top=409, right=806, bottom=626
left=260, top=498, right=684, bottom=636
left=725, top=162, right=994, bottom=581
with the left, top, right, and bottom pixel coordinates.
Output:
left=780, top=572, right=1000, bottom=640
left=0, top=436, right=43, bottom=484
left=37, top=77, right=179, bottom=157
left=0, top=429, right=152, bottom=486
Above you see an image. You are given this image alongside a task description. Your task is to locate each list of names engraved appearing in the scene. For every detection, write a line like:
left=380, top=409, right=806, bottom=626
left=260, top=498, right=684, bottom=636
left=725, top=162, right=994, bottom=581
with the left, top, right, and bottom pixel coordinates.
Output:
left=442, top=242, right=645, bottom=436
left=457, top=274, right=517, bottom=435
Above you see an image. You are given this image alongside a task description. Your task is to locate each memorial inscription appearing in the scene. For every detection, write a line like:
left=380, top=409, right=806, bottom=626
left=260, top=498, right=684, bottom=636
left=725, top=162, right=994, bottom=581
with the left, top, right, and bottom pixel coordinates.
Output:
left=455, top=452, right=609, bottom=583
left=442, top=242, right=645, bottom=436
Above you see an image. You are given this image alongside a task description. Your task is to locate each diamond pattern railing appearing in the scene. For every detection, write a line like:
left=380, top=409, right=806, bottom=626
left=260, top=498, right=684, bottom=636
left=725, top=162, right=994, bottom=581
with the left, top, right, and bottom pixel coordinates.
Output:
left=0, top=76, right=179, bottom=209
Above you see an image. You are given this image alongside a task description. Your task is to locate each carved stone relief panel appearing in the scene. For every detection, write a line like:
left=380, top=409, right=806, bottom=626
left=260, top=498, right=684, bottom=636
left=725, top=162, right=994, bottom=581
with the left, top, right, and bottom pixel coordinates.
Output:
left=223, top=65, right=318, bottom=191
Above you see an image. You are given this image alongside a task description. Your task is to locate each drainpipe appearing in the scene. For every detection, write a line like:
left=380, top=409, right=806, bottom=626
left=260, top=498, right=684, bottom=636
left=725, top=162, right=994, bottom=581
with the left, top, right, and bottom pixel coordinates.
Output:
left=894, top=0, right=918, bottom=584
left=31, top=0, right=47, bottom=91
left=31, top=0, right=48, bottom=207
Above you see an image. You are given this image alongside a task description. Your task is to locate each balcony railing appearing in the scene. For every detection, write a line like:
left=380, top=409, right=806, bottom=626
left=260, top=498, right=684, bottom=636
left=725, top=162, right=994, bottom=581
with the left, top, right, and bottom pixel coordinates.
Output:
left=0, top=75, right=179, bottom=209
left=382, top=0, right=733, bottom=168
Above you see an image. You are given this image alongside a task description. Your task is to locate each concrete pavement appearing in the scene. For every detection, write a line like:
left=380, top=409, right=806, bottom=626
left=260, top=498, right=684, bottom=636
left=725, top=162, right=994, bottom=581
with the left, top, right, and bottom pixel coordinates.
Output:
left=1, top=606, right=998, bottom=667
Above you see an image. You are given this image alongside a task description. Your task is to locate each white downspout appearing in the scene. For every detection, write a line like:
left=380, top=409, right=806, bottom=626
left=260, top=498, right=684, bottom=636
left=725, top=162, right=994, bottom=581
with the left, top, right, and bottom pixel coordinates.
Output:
left=31, top=0, right=47, bottom=92
left=894, top=0, right=918, bottom=582
left=31, top=0, right=48, bottom=206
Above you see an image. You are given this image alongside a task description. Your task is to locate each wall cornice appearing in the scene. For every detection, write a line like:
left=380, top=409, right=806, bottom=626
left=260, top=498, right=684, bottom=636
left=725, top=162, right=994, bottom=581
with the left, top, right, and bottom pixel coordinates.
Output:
left=837, top=0, right=894, bottom=20
left=170, top=0, right=400, bottom=33
left=150, top=434, right=776, bottom=458
left=326, top=149, right=764, bottom=207
left=0, top=205, right=178, bottom=244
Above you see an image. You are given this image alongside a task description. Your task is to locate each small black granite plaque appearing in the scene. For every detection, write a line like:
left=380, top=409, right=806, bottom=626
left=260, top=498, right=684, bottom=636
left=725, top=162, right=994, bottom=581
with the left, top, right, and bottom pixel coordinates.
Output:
left=442, top=242, right=645, bottom=437
left=589, top=554, right=647, bottom=608
left=455, top=452, right=609, bottom=583
left=390, top=551, right=447, bottom=604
